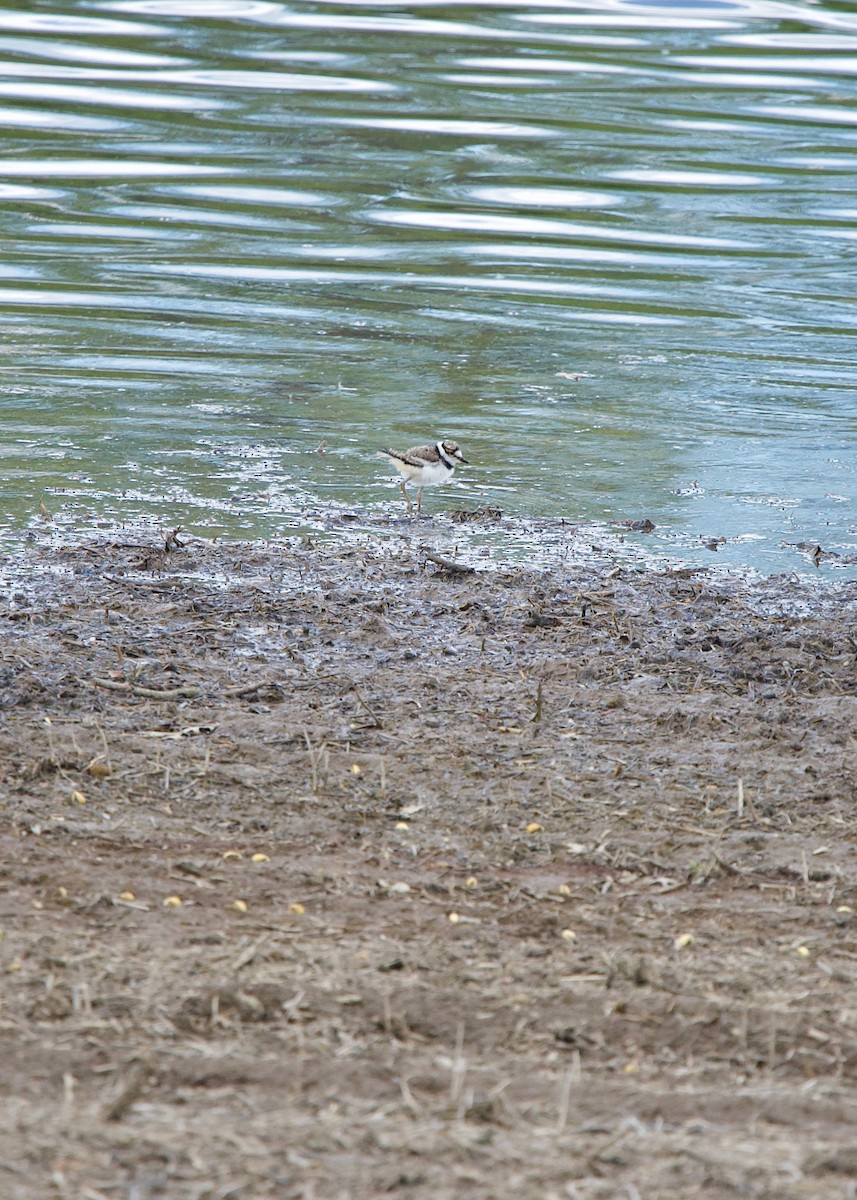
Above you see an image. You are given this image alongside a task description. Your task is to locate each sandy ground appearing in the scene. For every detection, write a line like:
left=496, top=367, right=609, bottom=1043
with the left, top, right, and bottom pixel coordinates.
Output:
left=2, top=521, right=857, bottom=1199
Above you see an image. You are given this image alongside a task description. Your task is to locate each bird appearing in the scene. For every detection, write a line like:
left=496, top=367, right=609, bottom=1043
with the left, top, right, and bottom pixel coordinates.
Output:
left=379, top=438, right=469, bottom=514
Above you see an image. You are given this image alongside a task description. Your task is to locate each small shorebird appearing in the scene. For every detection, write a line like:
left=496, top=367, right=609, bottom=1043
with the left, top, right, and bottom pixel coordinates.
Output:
left=380, top=438, right=469, bottom=513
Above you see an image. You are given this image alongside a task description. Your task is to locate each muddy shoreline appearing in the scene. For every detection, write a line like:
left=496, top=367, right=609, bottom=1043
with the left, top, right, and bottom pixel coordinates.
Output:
left=2, top=522, right=857, bottom=1199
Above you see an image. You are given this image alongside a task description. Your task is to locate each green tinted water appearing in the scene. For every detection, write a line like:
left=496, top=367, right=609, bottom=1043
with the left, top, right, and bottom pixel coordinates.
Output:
left=3, top=0, right=857, bottom=574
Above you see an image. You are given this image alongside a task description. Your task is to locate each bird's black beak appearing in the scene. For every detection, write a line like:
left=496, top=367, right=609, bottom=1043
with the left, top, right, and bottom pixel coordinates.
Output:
left=458, top=455, right=469, bottom=465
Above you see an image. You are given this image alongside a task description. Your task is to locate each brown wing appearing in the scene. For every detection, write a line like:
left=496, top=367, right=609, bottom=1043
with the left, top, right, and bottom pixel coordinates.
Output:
left=404, top=444, right=440, bottom=464
left=381, top=445, right=437, bottom=467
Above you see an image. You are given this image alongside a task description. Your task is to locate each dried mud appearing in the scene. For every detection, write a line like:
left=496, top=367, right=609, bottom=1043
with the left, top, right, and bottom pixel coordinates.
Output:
left=2, top=525, right=857, bottom=1199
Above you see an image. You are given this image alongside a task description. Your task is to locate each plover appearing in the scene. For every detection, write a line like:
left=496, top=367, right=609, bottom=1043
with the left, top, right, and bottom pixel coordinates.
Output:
left=380, top=439, right=469, bottom=513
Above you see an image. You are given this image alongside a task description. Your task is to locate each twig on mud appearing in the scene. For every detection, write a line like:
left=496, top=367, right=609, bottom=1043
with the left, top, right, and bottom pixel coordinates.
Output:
left=164, top=525, right=185, bottom=552
left=443, top=1127, right=499, bottom=1159
left=6, top=652, right=35, bottom=669
left=711, top=853, right=747, bottom=877
left=532, top=680, right=544, bottom=725
left=94, top=720, right=113, bottom=774
left=232, top=933, right=269, bottom=972
left=381, top=991, right=394, bottom=1037
left=101, top=1057, right=151, bottom=1122
left=222, top=678, right=280, bottom=698
left=2, top=609, right=43, bottom=622
left=352, top=685, right=382, bottom=728
left=304, top=731, right=329, bottom=794
left=41, top=717, right=77, bottom=784
left=173, top=744, right=213, bottom=798
left=399, top=1073, right=422, bottom=1116
left=449, top=1022, right=467, bottom=1113
left=102, top=575, right=176, bottom=592
left=43, top=717, right=60, bottom=770
left=556, top=1053, right=581, bottom=1132
left=420, top=547, right=475, bottom=575
left=584, top=1127, right=635, bottom=1175
left=92, top=678, right=199, bottom=700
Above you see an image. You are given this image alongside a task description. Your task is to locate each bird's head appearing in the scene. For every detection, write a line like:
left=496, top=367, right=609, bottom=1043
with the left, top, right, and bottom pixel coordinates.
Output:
left=441, top=439, right=469, bottom=465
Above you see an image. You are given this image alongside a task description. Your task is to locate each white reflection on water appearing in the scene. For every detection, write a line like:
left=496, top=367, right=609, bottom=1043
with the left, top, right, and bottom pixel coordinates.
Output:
left=109, top=203, right=294, bottom=230
left=0, top=37, right=186, bottom=66
left=0, top=12, right=168, bottom=34
left=462, top=242, right=672, bottom=265
left=605, top=168, right=769, bottom=187
left=468, top=185, right=622, bottom=207
left=0, top=160, right=232, bottom=176
left=0, top=182, right=64, bottom=199
left=154, top=68, right=399, bottom=92
left=33, top=222, right=190, bottom=240
left=676, top=53, right=857, bottom=74
left=454, top=55, right=630, bottom=74
left=753, top=103, right=857, bottom=125
left=0, top=80, right=229, bottom=109
left=723, top=33, right=857, bottom=48
left=0, top=107, right=127, bottom=131
left=168, top=185, right=341, bottom=206
left=108, top=0, right=282, bottom=16
left=367, top=208, right=756, bottom=249
left=518, top=14, right=740, bottom=30
left=328, top=116, right=559, bottom=138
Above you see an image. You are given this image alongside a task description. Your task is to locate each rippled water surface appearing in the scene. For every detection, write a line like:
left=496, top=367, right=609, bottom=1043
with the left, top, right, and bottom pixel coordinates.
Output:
left=4, top=0, right=857, bottom=574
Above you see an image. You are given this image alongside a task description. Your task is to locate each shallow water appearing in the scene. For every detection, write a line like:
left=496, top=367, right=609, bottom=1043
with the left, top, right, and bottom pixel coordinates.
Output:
left=3, top=0, right=857, bottom=576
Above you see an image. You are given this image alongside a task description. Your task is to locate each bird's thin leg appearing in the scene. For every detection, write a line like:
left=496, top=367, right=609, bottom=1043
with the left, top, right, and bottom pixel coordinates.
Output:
left=399, top=480, right=412, bottom=513
left=416, top=488, right=423, bottom=513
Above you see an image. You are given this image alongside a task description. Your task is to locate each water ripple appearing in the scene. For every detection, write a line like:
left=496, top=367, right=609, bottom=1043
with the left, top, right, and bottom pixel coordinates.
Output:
left=469, top=184, right=622, bottom=207
left=518, top=13, right=741, bottom=30
left=0, top=80, right=229, bottom=109
left=328, top=116, right=559, bottom=138
left=155, top=67, right=399, bottom=93
left=167, top=184, right=342, bottom=206
left=0, top=107, right=123, bottom=131
left=0, top=182, right=63, bottom=199
left=605, top=167, right=770, bottom=188
left=367, top=207, right=757, bottom=250
left=0, top=37, right=187, bottom=67
left=0, top=159, right=232, bottom=177
left=752, top=103, right=857, bottom=127
left=0, top=11, right=169, bottom=34
left=455, top=54, right=630, bottom=75
left=675, top=52, right=857, bottom=76
left=108, top=0, right=285, bottom=16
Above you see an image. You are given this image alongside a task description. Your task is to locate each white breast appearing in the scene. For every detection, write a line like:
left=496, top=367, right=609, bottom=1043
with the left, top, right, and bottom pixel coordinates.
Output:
left=417, top=458, right=455, bottom=488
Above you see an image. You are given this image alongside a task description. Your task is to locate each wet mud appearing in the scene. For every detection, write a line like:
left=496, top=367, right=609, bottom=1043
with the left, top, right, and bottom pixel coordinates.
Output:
left=2, top=524, right=857, bottom=1199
